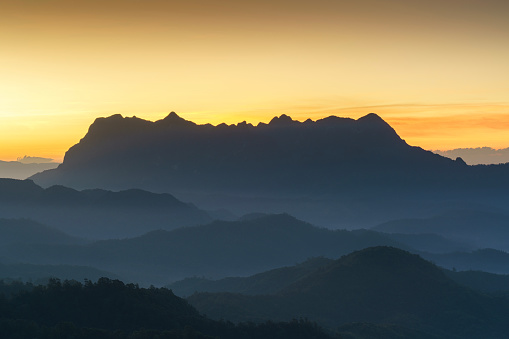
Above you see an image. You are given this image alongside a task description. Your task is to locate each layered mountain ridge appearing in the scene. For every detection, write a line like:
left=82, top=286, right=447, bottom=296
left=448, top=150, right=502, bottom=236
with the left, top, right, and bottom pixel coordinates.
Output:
left=29, top=112, right=509, bottom=227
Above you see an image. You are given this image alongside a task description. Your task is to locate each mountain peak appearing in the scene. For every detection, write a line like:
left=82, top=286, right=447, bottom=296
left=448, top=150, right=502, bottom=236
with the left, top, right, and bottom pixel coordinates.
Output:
left=158, top=112, right=196, bottom=127
left=357, top=113, right=387, bottom=124
left=268, top=114, right=296, bottom=126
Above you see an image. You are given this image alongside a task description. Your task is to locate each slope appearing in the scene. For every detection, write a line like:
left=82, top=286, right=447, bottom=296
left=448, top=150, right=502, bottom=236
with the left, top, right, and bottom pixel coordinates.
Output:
left=188, top=247, right=509, bottom=338
left=0, top=178, right=211, bottom=239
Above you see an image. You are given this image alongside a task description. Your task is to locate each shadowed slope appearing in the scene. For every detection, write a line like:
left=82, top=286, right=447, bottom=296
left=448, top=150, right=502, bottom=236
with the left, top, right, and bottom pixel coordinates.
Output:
left=188, top=247, right=509, bottom=338
left=0, top=178, right=211, bottom=239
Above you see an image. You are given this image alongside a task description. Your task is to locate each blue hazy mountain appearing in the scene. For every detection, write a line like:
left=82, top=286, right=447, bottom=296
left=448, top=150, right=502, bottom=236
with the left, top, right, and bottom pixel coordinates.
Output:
left=0, top=178, right=211, bottom=239
left=373, top=209, right=509, bottom=252
left=0, top=160, right=59, bottom=180
left=1, top=213, right=498, bottom=286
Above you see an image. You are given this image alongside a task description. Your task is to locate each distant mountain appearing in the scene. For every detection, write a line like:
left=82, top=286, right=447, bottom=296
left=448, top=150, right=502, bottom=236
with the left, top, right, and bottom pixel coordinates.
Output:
left=31, top=112, right=509, bottom=228
left=434, top=147, right=509, bottom=165
left=373, top=209, right=509, bottom=251
left=0, top=214, right=419, bottom=285
left=0, top=160, right=59, bottom=180
left=1, top=213, right=487, bottom=286
left=188, top=246, right=509, bottom=338
left=422, top=248, right=509, bottom=274
left=31, top=112, right=465, bottom=193
left=0, top=218, right=83, bottom=246
left=0, top=178, right=211, bottom=239
left=444, top=269, right=509, bottom=293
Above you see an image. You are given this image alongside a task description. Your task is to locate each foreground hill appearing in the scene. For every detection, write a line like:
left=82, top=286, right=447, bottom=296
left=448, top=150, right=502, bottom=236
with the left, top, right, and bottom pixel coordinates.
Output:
left=169, top=257, right=334, bottom=297
left=188, top=247, right=509, bottom=338
left=0, top=278, right=337, bottom=339
left=30, top=112, right=509, bottom=227
left=0, top=178, right=211, bottom=239
left=171, top=255, right=509, bottom=298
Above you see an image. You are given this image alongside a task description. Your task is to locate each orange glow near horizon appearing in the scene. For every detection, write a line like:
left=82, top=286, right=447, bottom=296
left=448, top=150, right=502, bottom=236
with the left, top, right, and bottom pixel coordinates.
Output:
left=1, top=0, right=509, bottom=161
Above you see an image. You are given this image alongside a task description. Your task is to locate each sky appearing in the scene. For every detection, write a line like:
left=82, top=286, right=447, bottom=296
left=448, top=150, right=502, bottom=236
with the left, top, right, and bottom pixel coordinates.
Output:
left=1, top=0, right=509, bottom=161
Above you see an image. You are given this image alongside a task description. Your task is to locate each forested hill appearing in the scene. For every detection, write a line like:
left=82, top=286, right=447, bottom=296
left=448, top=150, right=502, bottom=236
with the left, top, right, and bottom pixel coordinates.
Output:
left=188, top=246, right=509, bottom=338
left=0, top=278, right=337, bottom=339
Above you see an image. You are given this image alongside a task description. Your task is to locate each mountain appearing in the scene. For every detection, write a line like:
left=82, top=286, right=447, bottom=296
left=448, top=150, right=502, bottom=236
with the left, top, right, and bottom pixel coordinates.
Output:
left=0, top=278, right=338, bottom=339
left=0, top=214, right=410, bottom=285
left=188, top=247, right=509, bottom=338
left=1, top=213, right=493, bottom=285
left=422, top=248, right=509, bottom=274
left=434, top=147, right=509, bottom=165
left=444, top=269, right=509, bottom=293
left=30, top=112, right=509, bottom=228
left=0, top=262, right=119, bottom=283
left=170, top=255, right=509, bottom=298
left=0, top=160, right=59, bottom=180
left=0, top=178, right=211, bottom=239
left=0, top=218, right=84, bottom=246
left=373, top=209, right=509, bottom=251
left=168, top=256, right=334, bottom=297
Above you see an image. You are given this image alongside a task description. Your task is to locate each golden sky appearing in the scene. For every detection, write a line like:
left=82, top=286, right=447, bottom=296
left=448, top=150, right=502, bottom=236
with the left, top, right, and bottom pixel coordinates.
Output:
left=1, top=0, right=509, bottom=161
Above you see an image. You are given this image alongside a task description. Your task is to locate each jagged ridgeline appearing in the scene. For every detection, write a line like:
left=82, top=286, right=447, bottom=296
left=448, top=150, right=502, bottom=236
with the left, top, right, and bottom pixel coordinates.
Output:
left=29, top=112, right=509, bottom=227
left=31, top=112, right=472, bottom=192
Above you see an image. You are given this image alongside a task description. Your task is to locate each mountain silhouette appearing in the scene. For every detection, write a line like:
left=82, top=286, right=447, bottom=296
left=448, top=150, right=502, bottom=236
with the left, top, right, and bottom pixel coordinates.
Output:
left=0, top=213, right=491, bottom=286
left=168, top=256, right=335, bottom=297
left=0, top=178, right=211, bottom=239
left=0, top=160, right=58, bottom=180
left=188, top=246, right=509, bottom=338
left=29, top=112, right=509, bottom=227
left=31, top=112, right=459, bottom=193
left=0, top=214, right=412, bottom=285
left=373, top=209, right=509, bottom=251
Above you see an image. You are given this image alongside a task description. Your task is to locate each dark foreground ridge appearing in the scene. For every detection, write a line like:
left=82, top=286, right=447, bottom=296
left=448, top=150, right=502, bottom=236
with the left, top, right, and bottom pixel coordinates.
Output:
left=0, top=277, right=337, bottom=339
left=187, top=246, right=509, bottom=339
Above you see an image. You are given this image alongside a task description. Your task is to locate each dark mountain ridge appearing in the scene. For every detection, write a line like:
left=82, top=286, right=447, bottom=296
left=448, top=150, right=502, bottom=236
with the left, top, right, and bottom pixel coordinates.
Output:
left=29, top=112, right=509, bottom=228
left=0, top=178, right=211, bottom=239
left=0, top=214, right=412, bottom=285
left=32, top=112, right=466, bottom=194
left=188, top=246, right=509, bottom=338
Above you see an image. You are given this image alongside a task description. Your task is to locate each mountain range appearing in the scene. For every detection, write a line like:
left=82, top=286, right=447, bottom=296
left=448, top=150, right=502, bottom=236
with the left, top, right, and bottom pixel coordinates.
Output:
left=29, top=112, right=509, bottom=228
left=2, top=213, right=508, bottom=286
left=187, top=246, right=509, bottom=338
left=434, top=147, right=509, bottom=165
left=0, top=160, right=58, bottom=180
left=0, top=178, right=211, bottom=239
